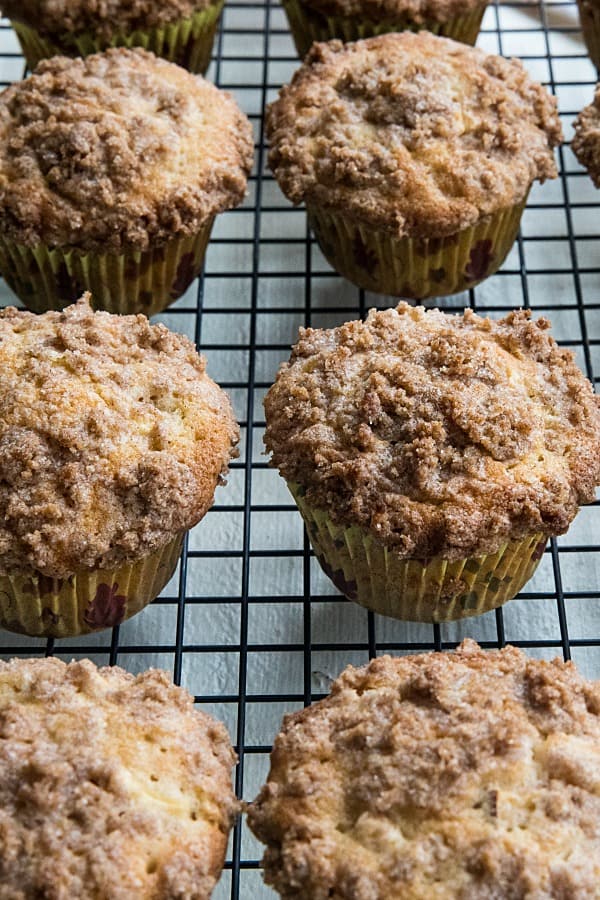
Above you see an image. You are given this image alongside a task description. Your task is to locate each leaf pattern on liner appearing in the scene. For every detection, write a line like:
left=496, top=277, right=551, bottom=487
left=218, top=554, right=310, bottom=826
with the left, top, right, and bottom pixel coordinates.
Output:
left=532, top=539, right=548, bottom=561
left=429, top=267, right=447, bottom=284
left=41, top=607, right=60, bottom=628
left=352, top=232, right=378, bottom=277
left=84, top=582, right=127, bottom=629
left=465, top=239, right=494, bottom=282
left=317, top=554, right=358, bottom=601
left=22, top=574, right=64, bottom=597
left=170, top=252, right=199, bottom=299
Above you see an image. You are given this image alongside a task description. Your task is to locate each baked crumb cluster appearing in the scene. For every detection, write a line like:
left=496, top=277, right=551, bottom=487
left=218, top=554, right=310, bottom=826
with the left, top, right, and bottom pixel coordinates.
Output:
left=0, top=657, right=238, bottom=899
left=248, top=640, right=600, bottom=899
left=0, top=297, right=239, bottom=578
left=265, top=303, right=600, bottom=559
left=267, top=33, right=562, bottom=238
left=0, top=48, right=254, bottom=252
left=0, top=0, right=214, bottom=39
left=572, top=85, right=600, bottom=187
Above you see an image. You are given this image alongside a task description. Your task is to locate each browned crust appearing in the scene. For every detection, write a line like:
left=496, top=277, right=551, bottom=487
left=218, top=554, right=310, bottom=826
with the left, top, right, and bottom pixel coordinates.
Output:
left=266, top=33, right=562, bottom=239
left=1, top=0, right=214, bottom=41
left=264, top=303, right=600, bottom=560
left=298, top=0, right=488, bottom=24
left=572, top=84, right=600, bottom=187
left=0, top=49, right=254, bottom=253
left=0, top=656, right=239, bottom=899
left=0, top=296, right=239, bottom=578
left=248, top=640, right=600, bottom=900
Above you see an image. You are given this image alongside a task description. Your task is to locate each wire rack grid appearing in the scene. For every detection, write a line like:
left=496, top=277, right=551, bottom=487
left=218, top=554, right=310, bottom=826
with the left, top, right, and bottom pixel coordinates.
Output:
left=0, top=2, right=599, bottom=897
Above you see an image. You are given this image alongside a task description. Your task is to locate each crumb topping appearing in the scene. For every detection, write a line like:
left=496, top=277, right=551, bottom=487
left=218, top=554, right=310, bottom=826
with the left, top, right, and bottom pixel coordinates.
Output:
left=248, top=640, right=600, bottom=900
left=298, top=0, right=487, bottom=25
left=0, top=297, right=239, bottom=578
left=572, top=84, right=600, bottom=188
left=0, top=0, right=215, bottom=42
left=0, top=657, right=238, bottom=900
left=264, top=303, right=600, bottom=560
left=0, top=48, right=254, bottom=252
left=266, top=33, right=562, bottom=238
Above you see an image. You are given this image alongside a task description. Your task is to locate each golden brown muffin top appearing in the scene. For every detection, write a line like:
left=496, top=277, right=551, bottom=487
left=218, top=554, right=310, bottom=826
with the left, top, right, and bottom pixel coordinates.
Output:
left=266, top=33, right=562, bottom=238
left=264, top=303, right=600, bottom=560
left=0, top=656, right=238, bottom=900
left=0, top=48, right=254, bottom=253
left=248, top=640, right=600, bottom=900
left=0, top=296, right=239, bottom=578
left=1, top=0, right=213, bottom=42
left=299, top=0, right=487, bottom=25
left=572, top=85, right=600, bottom=188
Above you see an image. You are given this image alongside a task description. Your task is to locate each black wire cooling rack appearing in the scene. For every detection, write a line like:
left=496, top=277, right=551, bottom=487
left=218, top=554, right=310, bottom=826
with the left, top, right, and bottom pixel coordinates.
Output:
left=0, top=3, right=599, bottom=897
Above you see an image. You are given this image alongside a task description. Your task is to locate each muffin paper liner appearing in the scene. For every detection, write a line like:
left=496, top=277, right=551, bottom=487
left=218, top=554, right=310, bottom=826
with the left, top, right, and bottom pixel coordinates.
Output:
left=0, top=535, right=184, bottom=639
left=282, top=0, right=487, bottom=56
left=307, top=197, right=527, bottom=299
left=0, top=223, right=214, bottom=316
left=577, top=0, right=600, bottom=69
left=11, top=2, right=224, bottom=73
left=289, top=485, right=546, bottom=623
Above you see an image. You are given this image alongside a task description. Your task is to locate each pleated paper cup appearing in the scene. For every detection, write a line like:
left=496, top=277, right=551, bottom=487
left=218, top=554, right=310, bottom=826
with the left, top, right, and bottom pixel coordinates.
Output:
left=282, top=0, right=487, bottom=57
left=0, top=222, right=214, bottom=316
left=290, top=484, right=546, bottom=623
left=577, top=0, right=600, bottom=70
left=11, top=1, right=224, bottom=73
left=0, top=535, right=184, bottom=639
left=307, top=197, right=527, bottom=299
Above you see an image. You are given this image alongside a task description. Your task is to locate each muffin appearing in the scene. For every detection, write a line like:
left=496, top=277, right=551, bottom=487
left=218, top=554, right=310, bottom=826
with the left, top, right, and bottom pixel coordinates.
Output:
left=0, top=656, right=238, bottom=898
left=572, top=84, right=600, bottom=186
left=0, top=48, right=254, bottom=316
left=0, top=296, right=239, bottom=638
left=282, top=0, right=489, bottom=58
left=266, top=33, right=562, bottom=299
left=248, top=640, right=600, bottom=898
left=263, top=303, right=600, bottom=623
left=577, top=0, right=600, bottom=72
left=1, top=0, right=225, bottom=73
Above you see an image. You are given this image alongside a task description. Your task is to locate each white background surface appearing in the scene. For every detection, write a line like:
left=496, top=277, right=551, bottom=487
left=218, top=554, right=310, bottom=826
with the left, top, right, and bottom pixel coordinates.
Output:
left=0, top=3, right=599, bottom=895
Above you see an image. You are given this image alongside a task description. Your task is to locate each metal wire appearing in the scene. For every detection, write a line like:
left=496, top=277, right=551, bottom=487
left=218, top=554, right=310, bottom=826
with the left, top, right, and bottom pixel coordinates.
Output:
left=0, top=2, right=599, bottom=896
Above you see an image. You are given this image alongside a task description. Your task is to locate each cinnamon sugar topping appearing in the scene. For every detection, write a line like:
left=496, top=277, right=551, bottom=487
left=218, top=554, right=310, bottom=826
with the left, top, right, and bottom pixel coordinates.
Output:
left=0, top=48, right=254, bottom=252
left=572, top=84, right=600, bottom=187
left=264, top=303, right=600, bottom=560
left=0, top=297, right=239, bottom=578
left=267, top=33, right=562, bottom=237
left=0, top=0, right=214, bottom=41
left=248, top=640, right=600, bottom=899
left=0, top=657, right=238, bottom=899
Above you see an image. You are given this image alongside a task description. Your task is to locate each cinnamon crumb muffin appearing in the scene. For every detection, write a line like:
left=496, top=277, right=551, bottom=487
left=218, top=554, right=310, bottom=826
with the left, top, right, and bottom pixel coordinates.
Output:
left=1, top=0, right=225, bottom=74
left=0, top=296, right=239, bottom=637
left=572, top=84, right=600, bottom=186
left=283, top=0, right=489, bottom=59
left=267, top=33, right=562, bottom=299
left=0, top=48, right=254, bottom=316
left=577, top=0, right=600, bottom=72
left=264, top=303, right=600, bottom=622
left=0, top=657, right=238, bottom=898
left=248, top=640, right=600, bottom=899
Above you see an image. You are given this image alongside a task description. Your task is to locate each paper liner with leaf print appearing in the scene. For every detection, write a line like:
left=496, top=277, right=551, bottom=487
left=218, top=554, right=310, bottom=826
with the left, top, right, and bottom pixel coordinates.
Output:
left=290, top=484, right=546, bottom=623
left=308, top=198, right=527, bottom=299
left=0, top=224, right=214, bottom=316
left=282, top=0, right=487, bottom=58
left=0, top=535, right=184, bottom=639
left=9, top=1, right=224, bottom=73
